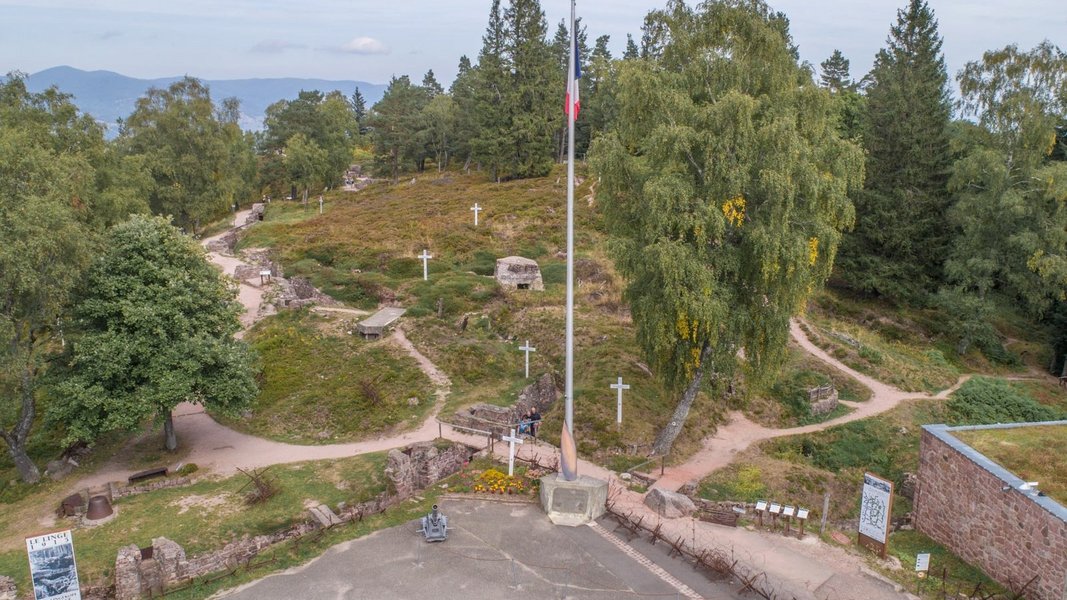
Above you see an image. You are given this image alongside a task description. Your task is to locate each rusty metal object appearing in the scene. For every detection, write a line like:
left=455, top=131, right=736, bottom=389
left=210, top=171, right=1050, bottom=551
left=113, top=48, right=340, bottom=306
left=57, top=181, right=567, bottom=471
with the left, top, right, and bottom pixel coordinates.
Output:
left=86, top=495, right=113, bottom=520
left=58, top=493, right=85, bottom=517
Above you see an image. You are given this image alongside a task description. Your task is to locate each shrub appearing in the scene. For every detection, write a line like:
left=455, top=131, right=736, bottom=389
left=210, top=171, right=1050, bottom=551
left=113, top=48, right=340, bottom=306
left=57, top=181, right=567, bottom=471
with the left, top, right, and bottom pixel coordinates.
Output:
left=947, top=377, right=1063, bottom=425
left=176, top=463, right=199, bottom=476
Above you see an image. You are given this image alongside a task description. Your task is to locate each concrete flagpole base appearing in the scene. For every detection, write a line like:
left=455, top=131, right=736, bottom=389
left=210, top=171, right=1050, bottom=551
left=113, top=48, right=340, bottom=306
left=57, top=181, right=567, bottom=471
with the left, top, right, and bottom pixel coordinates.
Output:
left=539, top=473, right=608, bottom=526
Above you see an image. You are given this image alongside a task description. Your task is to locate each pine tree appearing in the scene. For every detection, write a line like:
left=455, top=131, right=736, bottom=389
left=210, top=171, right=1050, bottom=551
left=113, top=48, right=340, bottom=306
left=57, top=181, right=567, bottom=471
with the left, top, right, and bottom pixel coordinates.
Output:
left=450, top=55, right=478, bottom=169
left=422, top=69, right=444, bottom=98
left=837, top=0, right=953, bottom=302
left=590, top=0, right=863, bottom=455
left=819, top=49, right=853, bottom=93
left=623, top=34, right=639, bottom=60
left=501, top=0, right=556, bottom=179
left=470, top=0, right=511, bottom=181
left=351, top=87, right=367, bottom=131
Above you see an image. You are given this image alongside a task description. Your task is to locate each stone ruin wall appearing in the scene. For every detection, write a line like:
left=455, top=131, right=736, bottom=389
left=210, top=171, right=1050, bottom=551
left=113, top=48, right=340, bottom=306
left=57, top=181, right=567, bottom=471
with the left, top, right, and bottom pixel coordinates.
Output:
left=107, top=441, right=474, bottom=600
left=915, top=426, right=1067, bottom=600
left=450, top=373, right=558, bottom=437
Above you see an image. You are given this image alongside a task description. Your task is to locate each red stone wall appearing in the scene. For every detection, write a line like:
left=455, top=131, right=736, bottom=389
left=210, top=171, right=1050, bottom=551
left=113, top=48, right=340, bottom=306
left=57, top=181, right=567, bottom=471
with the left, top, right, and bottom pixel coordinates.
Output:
left=915, top=428, right=1067, bottom=600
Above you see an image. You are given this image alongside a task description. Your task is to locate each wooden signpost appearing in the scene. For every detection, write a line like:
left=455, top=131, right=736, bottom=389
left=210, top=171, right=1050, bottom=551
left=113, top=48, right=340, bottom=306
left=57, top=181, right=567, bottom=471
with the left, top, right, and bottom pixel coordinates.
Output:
left=769, top=502, right=782, bottom=531
left=796, top=507, right=810, bottom=538
left=755, top=500, right=767, bottom=528
left=857, top=472, right=895, bottom=558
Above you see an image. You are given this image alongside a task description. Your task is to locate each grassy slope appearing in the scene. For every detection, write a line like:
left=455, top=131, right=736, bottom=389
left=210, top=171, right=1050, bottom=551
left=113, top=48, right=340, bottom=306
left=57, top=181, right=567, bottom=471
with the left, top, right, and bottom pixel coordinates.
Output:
left=954, top=424, right=1067, bottom=505
left=217, top=309, right=434, bottom=444
left=235, top=169, right=722, bottom=463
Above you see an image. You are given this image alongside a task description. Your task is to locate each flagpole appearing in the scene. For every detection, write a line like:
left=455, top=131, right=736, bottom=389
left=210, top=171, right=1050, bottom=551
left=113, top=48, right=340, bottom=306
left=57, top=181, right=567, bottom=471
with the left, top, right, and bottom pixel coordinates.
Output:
left=562, top=0, right=577, bottom=481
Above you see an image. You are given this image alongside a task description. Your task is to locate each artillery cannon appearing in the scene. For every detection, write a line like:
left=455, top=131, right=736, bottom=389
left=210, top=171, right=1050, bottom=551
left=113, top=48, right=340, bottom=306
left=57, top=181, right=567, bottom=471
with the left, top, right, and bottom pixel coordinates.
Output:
left=417, top=504, right=448, bottom=542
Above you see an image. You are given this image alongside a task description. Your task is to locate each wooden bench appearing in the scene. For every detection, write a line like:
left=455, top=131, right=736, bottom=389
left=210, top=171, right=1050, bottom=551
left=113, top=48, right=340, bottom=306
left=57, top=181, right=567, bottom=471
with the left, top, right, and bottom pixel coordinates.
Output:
left=698, top=508, right=740, bottom=527
left=128, top=467, right=168, bottom=485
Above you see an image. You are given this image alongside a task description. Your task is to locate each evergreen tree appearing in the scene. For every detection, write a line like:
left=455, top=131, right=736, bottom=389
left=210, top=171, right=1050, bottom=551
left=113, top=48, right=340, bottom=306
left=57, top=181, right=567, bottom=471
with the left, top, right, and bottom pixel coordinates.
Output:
left=590, top=0, right=863, bottom=455
left=470, top=0, right=511, bottom=181
left=422, top=69, right=444, bottom=98
left=837, top=0, right=953, bottom=302
left=504, top=0, right=556, bottom=178
left=450, top=55, right=478, bottom=169
left=368, top=75, right=430, bottom=182
left=819, top=49, right=853, bottom=93
left=623, top=34, right=640, bottom=60
left=351, top=87, right=367, bottom=132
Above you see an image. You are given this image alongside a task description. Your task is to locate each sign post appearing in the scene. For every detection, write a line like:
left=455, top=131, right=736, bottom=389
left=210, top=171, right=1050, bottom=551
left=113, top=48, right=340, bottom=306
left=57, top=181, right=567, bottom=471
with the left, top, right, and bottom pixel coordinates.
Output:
left=519, top=341, right=536, bottom=378
left=610, top=377, right=630, bottom=426
left=755, top=500, right=767, bottom=528
left=858, top=472, right=895, bottom=558
left=26, top=530, right=81, bottom=600
left=769, top=502, right=782, bottom=531
left=796, top=507, right=810, bottom=538
left=501, top=428, right=524, bottom=477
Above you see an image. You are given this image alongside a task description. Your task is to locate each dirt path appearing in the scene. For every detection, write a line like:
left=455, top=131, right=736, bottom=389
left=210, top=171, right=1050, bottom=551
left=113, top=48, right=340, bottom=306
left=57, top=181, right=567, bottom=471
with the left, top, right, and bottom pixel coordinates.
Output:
left=651, top=319, right=971, bottom=492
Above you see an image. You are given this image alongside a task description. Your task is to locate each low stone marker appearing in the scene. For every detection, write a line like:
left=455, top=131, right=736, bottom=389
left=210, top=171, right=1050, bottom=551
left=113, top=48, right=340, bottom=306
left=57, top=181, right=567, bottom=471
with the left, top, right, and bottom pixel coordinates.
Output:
left=308, top=504, right=344, bottom=529
left=643, top=488, right=696, bottom=519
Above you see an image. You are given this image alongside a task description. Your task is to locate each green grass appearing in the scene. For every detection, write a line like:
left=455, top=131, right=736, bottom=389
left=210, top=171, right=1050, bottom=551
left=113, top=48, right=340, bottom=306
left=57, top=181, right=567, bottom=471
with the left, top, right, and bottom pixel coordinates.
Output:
left=953, top=424, right=1067, bottom=505
left=746, top=343, right=871, bottom=427
left=0, top=453, right=390, bottom=592
left=218, top=309, right=434, bottom=444
left=886, top=530, right=1004, bottom=598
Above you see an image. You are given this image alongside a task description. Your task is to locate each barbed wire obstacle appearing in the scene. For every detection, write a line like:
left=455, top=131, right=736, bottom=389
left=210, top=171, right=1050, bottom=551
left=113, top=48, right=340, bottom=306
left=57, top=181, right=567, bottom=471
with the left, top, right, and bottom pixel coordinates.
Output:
left=237, top=467, right=280, bottom=505
left=602, top=502, right=796, bottom=600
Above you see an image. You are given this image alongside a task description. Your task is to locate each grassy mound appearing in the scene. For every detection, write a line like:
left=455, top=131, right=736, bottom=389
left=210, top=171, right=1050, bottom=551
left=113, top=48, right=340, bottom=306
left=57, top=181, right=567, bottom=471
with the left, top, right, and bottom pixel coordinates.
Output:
left=221, top=309, right=434, bottom=444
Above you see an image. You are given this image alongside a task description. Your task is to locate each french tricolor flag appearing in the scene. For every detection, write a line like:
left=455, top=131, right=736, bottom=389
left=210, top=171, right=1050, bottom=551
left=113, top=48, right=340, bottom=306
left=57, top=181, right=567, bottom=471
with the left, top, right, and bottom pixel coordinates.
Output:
left=565, top=36, right=581, bottom=120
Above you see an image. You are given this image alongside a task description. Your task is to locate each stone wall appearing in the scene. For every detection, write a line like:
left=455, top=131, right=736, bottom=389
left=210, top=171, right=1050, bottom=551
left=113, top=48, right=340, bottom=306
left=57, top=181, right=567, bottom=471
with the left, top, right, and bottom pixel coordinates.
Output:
left=384, top=441, right=473, bottom=499
left=0, top=576, right=15, bottom=600
left=809, top=389, right=838, bottom=417
left=113, top=441, right=472, bottom=599
left=110, top=477, right=192, bottom=500
left=915, top=424, right=1067, bottom=600
left=451, top=373, right=558, bottom=437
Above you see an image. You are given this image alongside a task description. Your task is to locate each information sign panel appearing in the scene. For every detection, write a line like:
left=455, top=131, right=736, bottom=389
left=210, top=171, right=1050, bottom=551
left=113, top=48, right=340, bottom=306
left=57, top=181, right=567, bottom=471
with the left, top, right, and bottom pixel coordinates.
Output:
left=26, top=530, right=81, bottom=600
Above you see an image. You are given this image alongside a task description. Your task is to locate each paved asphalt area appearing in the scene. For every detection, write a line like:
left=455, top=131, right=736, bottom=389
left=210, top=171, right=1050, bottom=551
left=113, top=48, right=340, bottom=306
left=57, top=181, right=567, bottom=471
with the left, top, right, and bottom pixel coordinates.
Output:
left=217, top=498, right=748, bottom=599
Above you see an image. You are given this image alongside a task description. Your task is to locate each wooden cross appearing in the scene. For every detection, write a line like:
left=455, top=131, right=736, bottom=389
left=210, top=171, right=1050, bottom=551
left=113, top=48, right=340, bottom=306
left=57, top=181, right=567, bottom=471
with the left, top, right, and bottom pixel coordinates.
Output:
left=470, top=203, right=482, bottom=226
left=519, top=340, right=536, bottom=378
left=501, top=428, right=524, bottom=476
left=418, top=249, right=432, bottom=281
left=611, top=376, right=630, bottom=424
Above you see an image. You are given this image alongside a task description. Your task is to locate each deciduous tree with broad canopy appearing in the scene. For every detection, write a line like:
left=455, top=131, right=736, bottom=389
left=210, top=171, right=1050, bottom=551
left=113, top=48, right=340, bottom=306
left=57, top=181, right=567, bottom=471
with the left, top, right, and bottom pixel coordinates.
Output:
left=54, top=215, right=257, bottom=451
left=590, top=0, right=864, bottom=455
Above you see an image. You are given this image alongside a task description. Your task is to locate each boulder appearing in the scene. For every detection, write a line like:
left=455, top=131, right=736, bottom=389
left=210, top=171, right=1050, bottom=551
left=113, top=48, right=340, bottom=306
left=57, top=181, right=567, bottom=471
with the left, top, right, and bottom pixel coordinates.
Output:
left=643, top=488, right=697, bottom=519
left=45, top=458, right=74, bottom=481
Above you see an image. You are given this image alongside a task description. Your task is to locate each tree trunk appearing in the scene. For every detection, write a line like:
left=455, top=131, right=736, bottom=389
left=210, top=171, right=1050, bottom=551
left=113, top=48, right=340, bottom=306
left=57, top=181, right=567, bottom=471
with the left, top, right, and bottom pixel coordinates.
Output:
left=163, top=412, right=178, bottom=452
left=652, top=343, right=712, bottom=457
left=1, top=434, right=40, bottom=483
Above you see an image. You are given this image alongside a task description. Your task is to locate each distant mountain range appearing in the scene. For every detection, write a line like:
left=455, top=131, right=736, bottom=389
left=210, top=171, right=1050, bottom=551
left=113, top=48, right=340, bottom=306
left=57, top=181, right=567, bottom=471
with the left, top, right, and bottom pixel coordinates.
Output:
left=21, top=66, right=387, bottom=137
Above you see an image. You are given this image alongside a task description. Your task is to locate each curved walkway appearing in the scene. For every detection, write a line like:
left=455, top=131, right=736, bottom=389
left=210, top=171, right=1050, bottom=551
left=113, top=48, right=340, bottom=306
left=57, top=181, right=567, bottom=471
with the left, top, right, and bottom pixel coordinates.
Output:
left=651, top=320, right=971, bottom=491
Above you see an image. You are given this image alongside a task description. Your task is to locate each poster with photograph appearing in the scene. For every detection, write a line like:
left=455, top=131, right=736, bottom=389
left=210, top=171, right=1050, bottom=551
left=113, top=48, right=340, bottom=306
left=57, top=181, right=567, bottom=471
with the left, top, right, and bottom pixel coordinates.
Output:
left=858, top=472, right=893, bottom=544
left=26, top=530, right=81, bottom=600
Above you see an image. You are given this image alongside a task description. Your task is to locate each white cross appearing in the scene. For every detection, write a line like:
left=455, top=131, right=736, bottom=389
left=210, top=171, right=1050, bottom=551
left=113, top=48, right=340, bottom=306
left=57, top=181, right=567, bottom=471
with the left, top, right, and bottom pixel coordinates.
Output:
left=611, top=377, right=630, bottom=424
left=318, top=195, right=323, bottom=214
left=418, top=249, right=432, bottom=281
left=518, top=340, right=536, bottom=378
left=470, top=203, right=482, bottom=226
left=501, top=428, right=524, bottom=476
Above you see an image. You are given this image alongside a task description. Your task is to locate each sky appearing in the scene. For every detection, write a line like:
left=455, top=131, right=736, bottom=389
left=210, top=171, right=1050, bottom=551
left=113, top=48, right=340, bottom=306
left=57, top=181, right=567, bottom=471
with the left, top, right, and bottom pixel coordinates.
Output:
left=1, top=0, right=1064, bottom=88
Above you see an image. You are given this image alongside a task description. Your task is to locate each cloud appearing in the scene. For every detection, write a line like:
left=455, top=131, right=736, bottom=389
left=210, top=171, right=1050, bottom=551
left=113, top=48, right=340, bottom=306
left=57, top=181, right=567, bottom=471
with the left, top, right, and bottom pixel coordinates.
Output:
left=250, top=39, right=306, bottom=54
left=336, top=36, right=389, bottom=55
left=98, top=30, right=122, bottom=41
